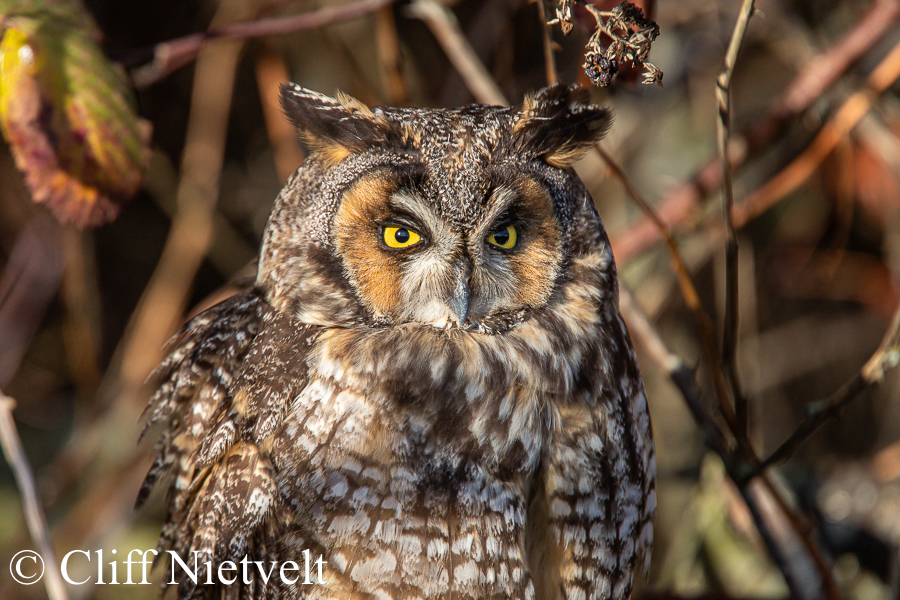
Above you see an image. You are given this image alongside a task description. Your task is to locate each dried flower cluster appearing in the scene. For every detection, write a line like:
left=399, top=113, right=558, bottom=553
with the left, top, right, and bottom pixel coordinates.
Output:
left=549, top=0, right=663, bottom=87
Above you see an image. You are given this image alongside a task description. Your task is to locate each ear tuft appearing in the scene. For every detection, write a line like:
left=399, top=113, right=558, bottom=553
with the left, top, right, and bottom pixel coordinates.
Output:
left=513, top=83, right=612, bottom=169
left=279, top=84, right=403, bottom=166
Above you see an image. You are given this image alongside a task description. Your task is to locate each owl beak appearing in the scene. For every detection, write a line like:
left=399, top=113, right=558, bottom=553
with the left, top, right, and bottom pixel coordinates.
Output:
left=449, top=273, right=471, bottom=325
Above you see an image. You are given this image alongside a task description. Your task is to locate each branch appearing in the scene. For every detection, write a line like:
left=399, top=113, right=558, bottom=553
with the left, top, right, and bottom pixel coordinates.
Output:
left=406, top=0, right=509, bottom=106
left=738, top=481, right=807, bottom=600
left=716, top=0, right=755, bottom=451
left=0, top=392, right=69, bottom=600
left=618, top=287, right=809, bottom=600
left=757, top=303, right=900, bottom=473
left=618, top=287, right=731, bottom=458
left=611, top=0, right=900, bottom=264
left=128, top=0, right=394, bottom=87
left=614, top=5, right=848, bottom=595
left=115, top=8, right=248, bottom=411
left=536, top=0, right=559, bottom=86
left=621, top=279, right=847, bottom=600
left=733, top=36, right=900, bottom=226
left=596, top=144, right=737, bottom=432
left=420, top=4, right=850, bottom=595
left=601, top=142, right=846, bottom=600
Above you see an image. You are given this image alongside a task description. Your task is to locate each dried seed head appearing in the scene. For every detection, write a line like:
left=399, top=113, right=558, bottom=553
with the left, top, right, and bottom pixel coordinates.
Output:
left=584, top=49, right=618, bottom=87
left=550, top=1, right=664, bottom=89
left=555, top=0, right=574, bottom=35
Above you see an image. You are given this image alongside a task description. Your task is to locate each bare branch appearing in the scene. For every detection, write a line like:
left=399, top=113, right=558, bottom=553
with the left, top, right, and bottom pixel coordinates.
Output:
left=0, top=391, right=69, bottom=600
left=619, top=287, right=731, bottom=458
left=116, top=11, right=248, bottom=411
left=757, top=303, right=900, bottom=473
left=733, top=36, right=900, bottom=227
left=618, top=288, right=809, bottom=600
left=406, top=0, right=509, bottom=106
left=611, top=0, right=900, bottom=264
left=596, top=143, right=737, bottom=431
left=129, top=0, right=394, bottom=87
left=536, top=0, right=559, bottom=86
left=613, top=6, right=852, bottom=594
left=716, top=0, right=756, bottom=450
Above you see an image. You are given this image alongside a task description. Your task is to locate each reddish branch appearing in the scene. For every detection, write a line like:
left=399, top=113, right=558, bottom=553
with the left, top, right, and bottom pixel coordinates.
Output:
left=611, top=0, right=900, bottom=263
left=127, top=0, right=394, bottom=87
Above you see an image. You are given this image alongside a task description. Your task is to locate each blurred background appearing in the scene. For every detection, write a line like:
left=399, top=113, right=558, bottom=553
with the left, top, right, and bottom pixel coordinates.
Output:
left=1, top=0, right=899, bottom=598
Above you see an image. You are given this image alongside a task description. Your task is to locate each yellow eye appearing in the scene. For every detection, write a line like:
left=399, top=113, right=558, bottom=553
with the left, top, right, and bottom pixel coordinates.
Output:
left=487, top=225, right=517, bottom=250
left=383, top=226, right=421, bottom=249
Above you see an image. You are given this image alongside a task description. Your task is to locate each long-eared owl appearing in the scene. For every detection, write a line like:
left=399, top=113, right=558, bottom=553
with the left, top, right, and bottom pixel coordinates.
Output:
left=139, top=83, right=655, bottom=600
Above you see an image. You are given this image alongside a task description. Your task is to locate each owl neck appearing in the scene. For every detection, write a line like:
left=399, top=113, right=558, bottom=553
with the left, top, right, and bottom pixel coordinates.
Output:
left=303, top=247, right=617, bottom=475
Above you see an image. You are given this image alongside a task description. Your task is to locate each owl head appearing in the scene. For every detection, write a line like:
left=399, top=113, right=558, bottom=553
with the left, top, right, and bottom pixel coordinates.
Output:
left=258, top=84, right=613, bottom=333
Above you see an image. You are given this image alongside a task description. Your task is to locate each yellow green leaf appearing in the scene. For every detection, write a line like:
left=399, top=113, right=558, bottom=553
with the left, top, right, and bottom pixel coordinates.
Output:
left=0, top=0, right=151, bottom=227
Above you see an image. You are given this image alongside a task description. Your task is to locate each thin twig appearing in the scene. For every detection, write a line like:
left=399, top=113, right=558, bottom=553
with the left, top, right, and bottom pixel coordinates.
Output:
left=648, top=39, right=900, bottom=330
left=734, top=36, right=900, bottom=227
left=608, top=6, right=847, bottom=595
left=598, top=147, right=845, bottom=598
left=622, top=280, right=844, bottom=599
left=716, top=0, right=755, bottom=452
left=127, top=0, right=394, bottom=87
left=756, top=303, right=900, bottom=473
left=580, top=3, right=617, bottom=37
left=757, top=472, right=845, bottom=600
left=0, top=391, right=69, bottom=600
left=427, top=4, right=849, bottom=594
left=610, top=0, right=900, bottom=264
left=619, top=287, right=731, bottom=459
left=739, top=481, right=806, bottom=600
left=536, top=0, right=558, bottom=86
left=406, top=0, right=509, bottom=106
left=715, top=6, right=847, bottom=597
left=538, top=13, right=798, bottom=589
left=26, top=3, right=257, bottom=564
left=774, top=0, right=900, bottom=118
left=595, top=144, right=737, bottom=432
left=116, top=8, right=248, bottom=411
left=683, top=36, right=900, bottom=263
left=618, top=288, right=806, bottom=600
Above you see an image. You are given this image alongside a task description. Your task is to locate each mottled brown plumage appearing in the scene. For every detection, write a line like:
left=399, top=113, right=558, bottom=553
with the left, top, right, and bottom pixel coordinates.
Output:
left=139, top=83, right=655, bottom=600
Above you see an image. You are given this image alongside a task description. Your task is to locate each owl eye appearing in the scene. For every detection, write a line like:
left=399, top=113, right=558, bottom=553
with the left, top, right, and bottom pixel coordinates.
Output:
left=487, top=225, right=517, bottom=250
left=383, top=226, right=422, bottom=249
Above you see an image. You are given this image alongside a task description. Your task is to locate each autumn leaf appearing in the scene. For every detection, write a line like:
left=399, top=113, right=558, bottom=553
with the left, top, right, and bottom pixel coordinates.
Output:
left=0, top=0, right=151, bottom=227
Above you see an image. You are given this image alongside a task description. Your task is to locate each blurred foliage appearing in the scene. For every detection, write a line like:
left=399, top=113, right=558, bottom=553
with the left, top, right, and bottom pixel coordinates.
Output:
left=1, top=0, right=900, bottom=599
left=0, top=0, right=150, bottom=227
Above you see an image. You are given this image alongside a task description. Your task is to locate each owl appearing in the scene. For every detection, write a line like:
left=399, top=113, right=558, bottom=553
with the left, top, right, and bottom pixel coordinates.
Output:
left=138, top=83, right=655, bottom=600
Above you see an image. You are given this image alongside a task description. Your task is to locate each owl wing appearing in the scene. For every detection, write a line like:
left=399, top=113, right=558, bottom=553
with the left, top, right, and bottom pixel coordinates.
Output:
left=532, top=313, right=655, bottom=600
left=138, top=288, right=319, bottom=598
